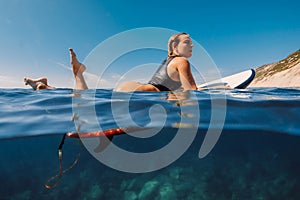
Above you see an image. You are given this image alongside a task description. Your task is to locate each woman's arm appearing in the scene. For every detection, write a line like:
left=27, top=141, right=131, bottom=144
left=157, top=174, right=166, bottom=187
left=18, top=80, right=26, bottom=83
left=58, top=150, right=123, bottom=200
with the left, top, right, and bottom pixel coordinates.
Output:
left=173, top=57, right=198, bottom=90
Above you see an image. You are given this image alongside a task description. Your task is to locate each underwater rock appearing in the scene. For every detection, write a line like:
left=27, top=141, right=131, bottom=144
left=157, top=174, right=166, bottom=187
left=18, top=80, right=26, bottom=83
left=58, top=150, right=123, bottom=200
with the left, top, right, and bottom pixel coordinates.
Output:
left=121, top=179, right=137, bottom=191
left=168, top=167, right=182, bottom=180
left=79, top=170, right=88, bottom=180
left=124, top=191, right=138, bottom=200
left=85, top=184, right=103, bottom=199
left=158, top=182, right=177, bottom=200
left=174, top=181, right=194, bottom=194
left=138, top=180, right=159, bottom=200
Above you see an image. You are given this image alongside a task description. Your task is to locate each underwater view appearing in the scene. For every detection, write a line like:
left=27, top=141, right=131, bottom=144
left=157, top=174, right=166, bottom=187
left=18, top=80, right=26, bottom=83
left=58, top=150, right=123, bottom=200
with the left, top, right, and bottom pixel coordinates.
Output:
left=1, top=88, right=300, bottom=199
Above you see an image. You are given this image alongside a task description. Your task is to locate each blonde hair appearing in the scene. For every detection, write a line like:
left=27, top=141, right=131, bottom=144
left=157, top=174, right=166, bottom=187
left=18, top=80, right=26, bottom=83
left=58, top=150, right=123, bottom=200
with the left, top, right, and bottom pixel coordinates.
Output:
left=168, top=32, right=188, bottom=57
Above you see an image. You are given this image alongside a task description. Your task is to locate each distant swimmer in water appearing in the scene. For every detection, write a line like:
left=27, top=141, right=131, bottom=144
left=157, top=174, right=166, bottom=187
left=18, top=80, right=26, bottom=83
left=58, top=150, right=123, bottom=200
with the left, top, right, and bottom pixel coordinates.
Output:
left=25, top=33, right=199, bottom=92
left=24, top=77, right=55, bottom=90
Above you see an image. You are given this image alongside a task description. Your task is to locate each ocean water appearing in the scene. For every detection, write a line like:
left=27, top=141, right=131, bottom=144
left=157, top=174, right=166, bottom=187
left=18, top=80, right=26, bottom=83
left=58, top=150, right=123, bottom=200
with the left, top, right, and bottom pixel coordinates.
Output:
left=1, top=88, right=300, bottom=199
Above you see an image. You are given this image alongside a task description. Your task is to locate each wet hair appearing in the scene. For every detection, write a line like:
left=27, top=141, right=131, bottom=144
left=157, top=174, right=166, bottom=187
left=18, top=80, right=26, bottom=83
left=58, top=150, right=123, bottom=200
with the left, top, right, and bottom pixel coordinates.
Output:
left=168, top=32, right=188, bottom=57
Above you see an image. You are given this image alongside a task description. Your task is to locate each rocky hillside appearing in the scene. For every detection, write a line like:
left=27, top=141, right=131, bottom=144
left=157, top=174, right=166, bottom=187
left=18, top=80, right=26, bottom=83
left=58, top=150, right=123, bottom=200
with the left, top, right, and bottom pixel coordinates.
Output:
left=250, top=49, right=300, bottom=87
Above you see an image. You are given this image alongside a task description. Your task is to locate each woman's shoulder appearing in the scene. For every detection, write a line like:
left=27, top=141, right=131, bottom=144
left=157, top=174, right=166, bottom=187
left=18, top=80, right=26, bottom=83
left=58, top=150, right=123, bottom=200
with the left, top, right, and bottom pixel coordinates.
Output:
left=172, top=56, right=189, bottom=62
left=169, top=56, right=190, bottom=68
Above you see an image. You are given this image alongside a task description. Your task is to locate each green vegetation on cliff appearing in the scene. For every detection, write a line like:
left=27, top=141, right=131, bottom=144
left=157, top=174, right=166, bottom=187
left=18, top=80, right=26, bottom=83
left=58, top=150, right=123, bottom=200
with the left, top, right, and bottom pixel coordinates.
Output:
left=255, top=49, right=300, bottom=81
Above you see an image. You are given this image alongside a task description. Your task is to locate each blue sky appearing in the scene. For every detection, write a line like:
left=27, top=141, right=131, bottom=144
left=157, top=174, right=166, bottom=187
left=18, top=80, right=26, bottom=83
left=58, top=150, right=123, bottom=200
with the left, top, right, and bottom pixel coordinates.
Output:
left=0, top=0, right=299, bottom=88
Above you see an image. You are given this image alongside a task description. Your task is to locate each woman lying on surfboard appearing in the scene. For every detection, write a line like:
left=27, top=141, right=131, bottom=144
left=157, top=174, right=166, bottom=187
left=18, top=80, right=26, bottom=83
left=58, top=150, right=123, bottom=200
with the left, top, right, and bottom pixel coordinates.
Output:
left=24, top=32, right=199, bottom=92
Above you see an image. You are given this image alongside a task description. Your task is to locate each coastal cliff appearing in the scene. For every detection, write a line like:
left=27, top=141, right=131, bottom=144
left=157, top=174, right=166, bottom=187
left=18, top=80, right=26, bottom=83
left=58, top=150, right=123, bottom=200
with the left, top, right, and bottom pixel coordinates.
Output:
left=250, top=49, right=300, bottom=87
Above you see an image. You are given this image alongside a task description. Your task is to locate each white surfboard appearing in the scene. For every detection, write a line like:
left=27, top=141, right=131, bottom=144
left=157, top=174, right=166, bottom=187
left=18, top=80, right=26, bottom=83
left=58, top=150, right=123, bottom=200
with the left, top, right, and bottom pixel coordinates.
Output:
left=198, top=69, right=256, bottom=89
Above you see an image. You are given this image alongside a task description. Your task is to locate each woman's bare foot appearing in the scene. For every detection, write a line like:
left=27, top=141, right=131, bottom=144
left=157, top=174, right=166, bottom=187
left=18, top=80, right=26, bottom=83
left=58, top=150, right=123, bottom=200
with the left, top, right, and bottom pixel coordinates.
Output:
left=69, top=48, right=86, bottom=77
left=69, top=48, right=88, bottom=90
left=24, top=77, right=54, bottom=90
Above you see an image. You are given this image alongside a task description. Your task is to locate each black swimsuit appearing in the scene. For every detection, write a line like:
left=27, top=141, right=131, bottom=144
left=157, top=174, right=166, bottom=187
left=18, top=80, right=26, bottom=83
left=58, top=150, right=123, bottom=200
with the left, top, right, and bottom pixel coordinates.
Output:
left=148, top=56, right=182, bottom=91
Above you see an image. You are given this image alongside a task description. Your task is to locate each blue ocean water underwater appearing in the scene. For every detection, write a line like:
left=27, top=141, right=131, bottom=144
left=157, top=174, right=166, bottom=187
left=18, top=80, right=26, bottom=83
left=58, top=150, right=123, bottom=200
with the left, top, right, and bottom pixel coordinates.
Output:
left=1, top=88, right=300, bottom=199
